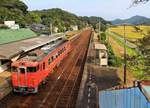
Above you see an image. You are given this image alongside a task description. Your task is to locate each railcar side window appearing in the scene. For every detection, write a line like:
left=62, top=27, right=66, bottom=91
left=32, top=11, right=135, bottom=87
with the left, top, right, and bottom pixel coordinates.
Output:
left=27, top=67, right=37, bottom=72
left=11, top=66, right=17, bottom=72
left=43, top=62, right=45, bottom=70
left=56, top=53, right=58, bottom=58
left=37, top=65, right=39, bottom=71
left=51, top=56, right=54, bottom=61
left=58, top=51, right=61, bottom=55
left=48, top=59, right=51, bottom=65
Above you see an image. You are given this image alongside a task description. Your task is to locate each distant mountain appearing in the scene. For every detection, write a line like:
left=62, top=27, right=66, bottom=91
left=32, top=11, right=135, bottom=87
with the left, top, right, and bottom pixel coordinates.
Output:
left=111, top=15, right=150, bottom=25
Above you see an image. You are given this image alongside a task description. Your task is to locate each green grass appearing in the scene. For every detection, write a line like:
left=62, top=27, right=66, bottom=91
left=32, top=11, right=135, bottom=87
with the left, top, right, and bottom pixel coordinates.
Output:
left=109, top=32, right=137, bottom=56
left=0, top=28, right=37, bottom=44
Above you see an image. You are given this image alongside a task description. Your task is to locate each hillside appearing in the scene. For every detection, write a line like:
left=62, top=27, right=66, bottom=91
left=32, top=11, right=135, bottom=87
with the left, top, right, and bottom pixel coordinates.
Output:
left=111, top=15, right=150, bottom=25
left=0, top=0, right=28, bottom=26
left=31, top=8, right=109, bottom=31
left=0, top=0, right=109, bottom=32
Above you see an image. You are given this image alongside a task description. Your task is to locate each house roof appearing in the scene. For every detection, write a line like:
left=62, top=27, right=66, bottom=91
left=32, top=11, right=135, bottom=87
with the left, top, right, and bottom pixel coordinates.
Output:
left=94, top=43, right=107, bottom=50
left=0, top=28, right=37, bottom=45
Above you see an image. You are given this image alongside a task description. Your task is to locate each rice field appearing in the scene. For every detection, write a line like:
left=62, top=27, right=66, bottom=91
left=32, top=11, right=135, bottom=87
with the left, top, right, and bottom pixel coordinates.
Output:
left=108, top=25, right=150, bottom=39
left=107, top=25, right=146, bottom=80
left=137, top=25, right=150, bottom=35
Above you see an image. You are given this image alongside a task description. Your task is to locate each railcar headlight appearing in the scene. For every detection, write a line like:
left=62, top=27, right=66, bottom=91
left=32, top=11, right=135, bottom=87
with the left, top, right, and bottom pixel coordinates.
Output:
left=31, top=78, right=35, bottom=85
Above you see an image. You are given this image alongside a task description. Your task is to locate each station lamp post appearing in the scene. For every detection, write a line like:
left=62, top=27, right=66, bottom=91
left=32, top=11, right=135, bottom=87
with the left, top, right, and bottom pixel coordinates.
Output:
left=99, top=21, right=101, bottom=41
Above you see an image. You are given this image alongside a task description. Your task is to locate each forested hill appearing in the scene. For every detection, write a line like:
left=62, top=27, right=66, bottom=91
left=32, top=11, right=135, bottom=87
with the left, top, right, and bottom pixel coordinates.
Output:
left=0, top=0, right=109, bottom=31
left=0, top=0, right=28, bottom=26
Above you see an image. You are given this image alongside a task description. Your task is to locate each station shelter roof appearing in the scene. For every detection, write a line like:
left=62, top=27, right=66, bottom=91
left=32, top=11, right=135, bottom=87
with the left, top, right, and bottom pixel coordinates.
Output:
left=0, top=34, right=64, bottom=60
left=94, top=43, right=107, bottom=50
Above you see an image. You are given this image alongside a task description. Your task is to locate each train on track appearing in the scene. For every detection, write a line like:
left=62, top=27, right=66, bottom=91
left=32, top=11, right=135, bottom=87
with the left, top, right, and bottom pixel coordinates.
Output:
left=11, top=39, right=71, bottom=93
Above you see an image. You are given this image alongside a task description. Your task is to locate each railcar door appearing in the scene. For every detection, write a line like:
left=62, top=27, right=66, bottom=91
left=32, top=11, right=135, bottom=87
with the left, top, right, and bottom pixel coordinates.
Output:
left=17, top=66, right=28, bottom=88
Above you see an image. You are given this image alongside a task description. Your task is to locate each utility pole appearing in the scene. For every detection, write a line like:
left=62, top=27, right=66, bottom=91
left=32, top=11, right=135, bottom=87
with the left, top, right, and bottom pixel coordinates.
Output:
left=99, top=21, right=101, bottom=41
left=106, top=24, right=110, bottom=45
left=50, top=23, right=53, bottom=35
left=123, top=24, right=127, bottom=84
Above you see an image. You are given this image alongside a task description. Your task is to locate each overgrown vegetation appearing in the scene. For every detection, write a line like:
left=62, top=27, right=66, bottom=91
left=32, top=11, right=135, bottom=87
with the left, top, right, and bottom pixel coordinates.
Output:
left=107, top=44, right=122, bottom=67
left=138, top=34, right=150, bottom=79
left=100, top=33, right=106, bottom=44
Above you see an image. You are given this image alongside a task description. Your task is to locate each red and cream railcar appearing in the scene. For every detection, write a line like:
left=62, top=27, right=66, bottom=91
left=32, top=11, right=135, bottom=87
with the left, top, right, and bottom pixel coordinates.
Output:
left=11, top=40, right=71, bottom=93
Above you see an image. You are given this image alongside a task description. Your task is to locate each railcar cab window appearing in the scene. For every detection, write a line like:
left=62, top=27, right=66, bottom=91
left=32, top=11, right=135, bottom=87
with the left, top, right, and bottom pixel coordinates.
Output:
left=27, top=67, right=37, bottom=72
left=20, top=68, right=25, bottom=74
left=11, top=66, right=17, bottom=72
left=43, top=62, right=45, bottom=70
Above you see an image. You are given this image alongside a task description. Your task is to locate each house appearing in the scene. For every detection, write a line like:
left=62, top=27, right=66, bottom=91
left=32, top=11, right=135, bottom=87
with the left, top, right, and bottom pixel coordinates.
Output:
left=54, top=27, right=59, bottom=33
left=71, top=25, right=78, bottom=31
left=30, top=24, right=46, bottom=32
left=94, top=43, right=108, bottom=66
left=4, top=21, right=19, bottom=29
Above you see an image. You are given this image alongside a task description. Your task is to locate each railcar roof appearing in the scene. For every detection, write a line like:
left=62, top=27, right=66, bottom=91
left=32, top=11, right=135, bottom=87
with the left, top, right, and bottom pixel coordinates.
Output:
left=19, top=39, right=67, bottom=62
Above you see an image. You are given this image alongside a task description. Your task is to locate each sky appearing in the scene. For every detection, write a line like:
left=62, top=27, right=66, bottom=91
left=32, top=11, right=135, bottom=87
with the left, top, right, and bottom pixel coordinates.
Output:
left=22, top=0, right=150, bottom=20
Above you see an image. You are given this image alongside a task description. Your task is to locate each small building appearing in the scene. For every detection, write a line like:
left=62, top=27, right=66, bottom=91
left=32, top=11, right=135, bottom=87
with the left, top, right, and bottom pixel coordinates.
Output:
left=71, top=25, right=78, bottom=31
left=4, top=21, right=15, bottom=28
left=99, top=87, right=150, bottom=108
left=94, top=43, right=108, bottom=66
left=30, top=24, right=46, bottom=32
left=4, top=21, right=19, bottom=29
left=54, top=27, right=59, bottom=33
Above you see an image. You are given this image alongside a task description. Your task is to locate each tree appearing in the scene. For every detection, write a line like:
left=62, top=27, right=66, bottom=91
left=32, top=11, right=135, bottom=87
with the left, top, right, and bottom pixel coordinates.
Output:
left=131, top=0, right=149, bottom=7
left=25, top=12, right=41, bottom=24
left=138, top=34, right=150, bottom=77
left=0, top=0, right=28, bottom=27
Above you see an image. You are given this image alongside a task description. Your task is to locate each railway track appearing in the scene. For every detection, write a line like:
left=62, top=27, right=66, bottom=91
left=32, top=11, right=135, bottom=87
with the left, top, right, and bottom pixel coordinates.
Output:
left=0, top=29, right=92, bottom=108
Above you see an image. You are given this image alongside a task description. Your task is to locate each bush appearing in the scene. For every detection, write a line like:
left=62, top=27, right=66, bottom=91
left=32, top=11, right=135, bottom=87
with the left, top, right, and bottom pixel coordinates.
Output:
left=107, top=44, right=122, bottom=67
left=101, top=33, right=106, bottom=41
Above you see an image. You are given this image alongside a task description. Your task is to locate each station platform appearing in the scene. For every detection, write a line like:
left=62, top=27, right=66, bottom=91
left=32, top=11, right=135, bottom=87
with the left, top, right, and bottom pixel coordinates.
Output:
left=0, top=71, right=12, bottom=100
